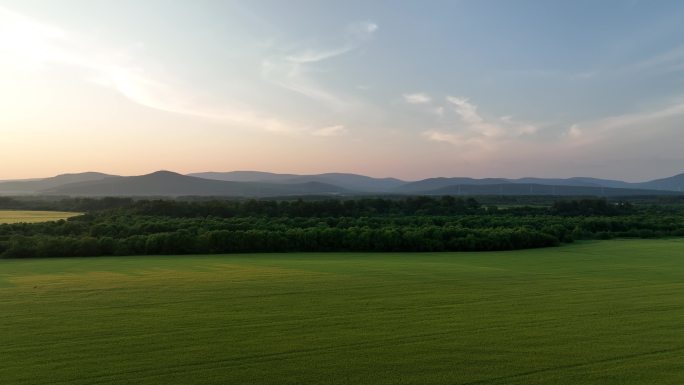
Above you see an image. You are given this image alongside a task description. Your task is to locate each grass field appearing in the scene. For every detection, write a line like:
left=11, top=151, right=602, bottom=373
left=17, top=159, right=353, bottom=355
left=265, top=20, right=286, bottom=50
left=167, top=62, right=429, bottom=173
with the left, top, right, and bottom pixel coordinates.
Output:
left=1, top=239, right=683, bottom=384
left=0, top=210, right=81, bottom=224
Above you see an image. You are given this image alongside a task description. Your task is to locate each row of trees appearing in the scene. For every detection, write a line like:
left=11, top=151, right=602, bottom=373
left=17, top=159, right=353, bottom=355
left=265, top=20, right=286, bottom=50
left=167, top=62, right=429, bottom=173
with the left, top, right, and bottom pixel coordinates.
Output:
left=0, top=227, right=560, bottom=258
left=2, top=212, right=680, bottom=239
left=1, top=196, right=641, bottom=218
left=0, top=196, right=483, bottom=216
left=0, top=198, right=682, bottom=258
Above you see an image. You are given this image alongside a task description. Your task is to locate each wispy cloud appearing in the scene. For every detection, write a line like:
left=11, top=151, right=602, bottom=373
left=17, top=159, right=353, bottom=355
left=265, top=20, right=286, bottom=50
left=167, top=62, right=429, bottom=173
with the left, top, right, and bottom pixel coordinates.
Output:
left=446, top=97, right=483, bottom=125
left=566, top=124, right=583, bottom=140
left=285, top=46, right=353, bottom=64
left=563, top=45, right=684, bottom=80
left=403, top=92, right=431, bottom=104
left=563, top=100, right=684, bottom=144
left=311, top=124, right=348, bottom=137
left=348, top=21, right=379, bottom=36
left=425, top=97, right=538, bottom=149
left=424, top=95, right=684, bottom=175
left=0, top=5, right=303, bottom=133
left=261, top=21, right=378, bottom=109
left=422, top=130, right=487, bottom=148
left=624, top=45, right=684, bottom=75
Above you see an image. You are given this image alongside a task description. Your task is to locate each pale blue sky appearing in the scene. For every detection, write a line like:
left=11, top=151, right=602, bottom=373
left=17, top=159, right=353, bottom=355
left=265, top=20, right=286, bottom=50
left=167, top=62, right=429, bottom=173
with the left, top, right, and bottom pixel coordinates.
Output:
left=1, top=0, right=683, bottom=180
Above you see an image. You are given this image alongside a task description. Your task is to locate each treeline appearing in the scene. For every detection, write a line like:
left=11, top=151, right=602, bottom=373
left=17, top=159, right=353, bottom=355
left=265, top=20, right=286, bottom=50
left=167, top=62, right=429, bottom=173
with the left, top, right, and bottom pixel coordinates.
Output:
left=0, top=196, right=641, bottom=217
left=0, top=197, right=135, bottom=212
left=1, top=196, right=485, bottom=217
left=0, top=197, right=682, bottom=258
left=551, top=199, right=634, bottom=216
left=1, top=227, right=561, bottom=258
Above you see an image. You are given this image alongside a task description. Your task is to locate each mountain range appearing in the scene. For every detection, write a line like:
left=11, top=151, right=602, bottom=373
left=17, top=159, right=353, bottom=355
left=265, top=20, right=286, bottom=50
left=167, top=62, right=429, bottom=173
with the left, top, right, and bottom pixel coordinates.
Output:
left=188, top=172, right=405, bottom=192
left=0, top=170, right=682, bottom=197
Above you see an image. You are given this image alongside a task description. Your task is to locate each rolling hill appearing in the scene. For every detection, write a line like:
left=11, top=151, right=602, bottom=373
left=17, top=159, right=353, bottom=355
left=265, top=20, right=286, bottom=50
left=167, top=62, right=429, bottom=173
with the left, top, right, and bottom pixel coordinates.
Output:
left=189, top=171, right=406, bottom=192
left=414, top=183, right=680, bottom=197
left=0, top=172, right=115, bottom=195
left=188, top=171, right=300, bottom=183
left=42, top=171, right=349, bottom=197
left=393, top=174, right=684, bottom=194
left=1, top=170, right=682, bottom=197
left=393, top=177, right=511, bottom=194
left=637, top=172, right=684, bottom=191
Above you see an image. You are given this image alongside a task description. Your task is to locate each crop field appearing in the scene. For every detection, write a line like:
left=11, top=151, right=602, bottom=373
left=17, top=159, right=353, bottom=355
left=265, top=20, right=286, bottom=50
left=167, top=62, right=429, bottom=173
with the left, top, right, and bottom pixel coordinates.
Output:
left=1, top=239, right=683, bottom=384
left=0, top=210, right=81, bottom=224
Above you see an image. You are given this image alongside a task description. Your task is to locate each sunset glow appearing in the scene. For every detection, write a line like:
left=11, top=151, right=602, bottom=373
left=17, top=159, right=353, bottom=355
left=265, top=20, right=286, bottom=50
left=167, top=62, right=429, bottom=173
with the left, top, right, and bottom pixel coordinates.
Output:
left=2, top=1, right=684, bottom=180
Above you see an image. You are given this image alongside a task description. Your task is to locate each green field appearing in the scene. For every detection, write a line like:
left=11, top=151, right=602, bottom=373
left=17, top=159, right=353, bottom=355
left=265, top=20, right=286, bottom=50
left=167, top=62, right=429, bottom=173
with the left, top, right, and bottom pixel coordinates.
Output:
left=0, top=210, right=81, bottom=224
left=1, top=240, right=683, bottom=384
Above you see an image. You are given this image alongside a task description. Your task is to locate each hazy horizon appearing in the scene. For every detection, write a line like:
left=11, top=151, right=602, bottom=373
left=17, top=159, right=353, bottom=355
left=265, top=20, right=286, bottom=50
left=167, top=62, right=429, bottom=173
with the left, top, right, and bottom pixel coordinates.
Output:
left=2, top=168, right=683, bottom=184
left=2, top=1, right=684, bottom=181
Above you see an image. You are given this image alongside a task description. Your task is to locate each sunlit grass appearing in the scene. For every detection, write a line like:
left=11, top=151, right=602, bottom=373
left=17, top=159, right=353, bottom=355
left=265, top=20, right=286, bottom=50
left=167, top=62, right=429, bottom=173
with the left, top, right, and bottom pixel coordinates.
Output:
left=0, top=210, right=81, bottom=224
left=1, top=239, right=683, bottom=384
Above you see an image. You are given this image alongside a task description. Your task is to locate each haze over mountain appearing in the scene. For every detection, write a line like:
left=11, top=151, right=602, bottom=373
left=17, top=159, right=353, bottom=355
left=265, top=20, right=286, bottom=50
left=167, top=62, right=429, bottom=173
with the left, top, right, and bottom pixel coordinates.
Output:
left=636, top=173, right=684, bottom=192
left=391, top=174, right=684, bottom=194
left=188, top=172, right=301, bottom=183
left=394, top=178, right=512, bottom=194
left=41, top=171, right=349, bottom=197
left=1, top=170, right=683, bottom=197
left=189, top=172, right=406, bottom=193
left=0, top=172, right=114, bottom=195
left=415, top=183, right=678, bottom=197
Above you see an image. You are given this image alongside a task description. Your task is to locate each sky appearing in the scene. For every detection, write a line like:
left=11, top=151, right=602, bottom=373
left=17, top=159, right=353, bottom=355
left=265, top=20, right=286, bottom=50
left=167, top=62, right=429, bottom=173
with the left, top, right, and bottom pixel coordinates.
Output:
left=1, top=0, right=684, bottom=181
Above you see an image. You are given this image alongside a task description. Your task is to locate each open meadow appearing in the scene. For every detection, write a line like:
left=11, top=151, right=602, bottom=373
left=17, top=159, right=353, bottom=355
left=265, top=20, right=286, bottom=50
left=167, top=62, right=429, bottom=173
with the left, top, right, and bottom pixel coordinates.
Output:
left=0, top=210, right=81, bottom=224
left=1, top=239, right=683, bottom=384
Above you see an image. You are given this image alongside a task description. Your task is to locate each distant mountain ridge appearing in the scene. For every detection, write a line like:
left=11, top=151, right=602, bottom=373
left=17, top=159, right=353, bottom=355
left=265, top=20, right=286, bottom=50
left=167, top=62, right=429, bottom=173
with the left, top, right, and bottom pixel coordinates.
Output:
left=0, top=172, right=115, bottom=194
left=190, top=171, right=684, bottom=193
left=0, top=170, right=683, bottom=197
left=42, top=171, right=349, bottom=197
left=188, top=171, right=405, bottom=192
left=394, top=177, right=511, bottom=194
left=416, top=183, right=678, bottom=197
left=189, top=171, right=300, bottom=183
left=636, top=173, right=684, bottom=191
left=392, top=174, right=684, bottom=193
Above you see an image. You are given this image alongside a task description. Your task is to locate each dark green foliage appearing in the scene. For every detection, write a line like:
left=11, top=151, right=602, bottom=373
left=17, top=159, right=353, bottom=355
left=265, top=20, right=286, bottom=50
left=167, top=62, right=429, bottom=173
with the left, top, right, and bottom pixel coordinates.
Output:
left=551, top=199, right=633, bottom=216
left=0, top=197, right=682, bottom=258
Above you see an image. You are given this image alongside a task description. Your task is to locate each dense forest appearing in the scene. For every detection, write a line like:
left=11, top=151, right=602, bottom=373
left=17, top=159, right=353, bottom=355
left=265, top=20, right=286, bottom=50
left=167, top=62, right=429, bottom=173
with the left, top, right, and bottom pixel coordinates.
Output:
left=1, top=196, right=683, bottom=258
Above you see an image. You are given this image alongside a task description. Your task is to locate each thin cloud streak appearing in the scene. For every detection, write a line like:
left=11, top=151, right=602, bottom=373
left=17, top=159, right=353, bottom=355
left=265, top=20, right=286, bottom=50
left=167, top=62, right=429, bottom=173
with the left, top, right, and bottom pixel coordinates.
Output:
left=564, top=100, right=684, bottom=145
left=403, top=93, right=431, bottom=104
left=619, top=45, right=684, bottom=76
left=286, top=46, right=354, bottom=63
left=311, top=124, right=348, bottom=137
left=0, top=5, right=303, bottom=134
left=261, top=21, right=378, bottom=110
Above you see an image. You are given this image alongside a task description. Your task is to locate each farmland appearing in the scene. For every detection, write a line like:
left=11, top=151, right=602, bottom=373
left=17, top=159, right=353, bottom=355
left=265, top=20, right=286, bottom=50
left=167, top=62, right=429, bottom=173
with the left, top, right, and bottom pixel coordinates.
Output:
left=1, top=239, right=683, bottom=384
left=0, top=210, right=80, bottom=224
